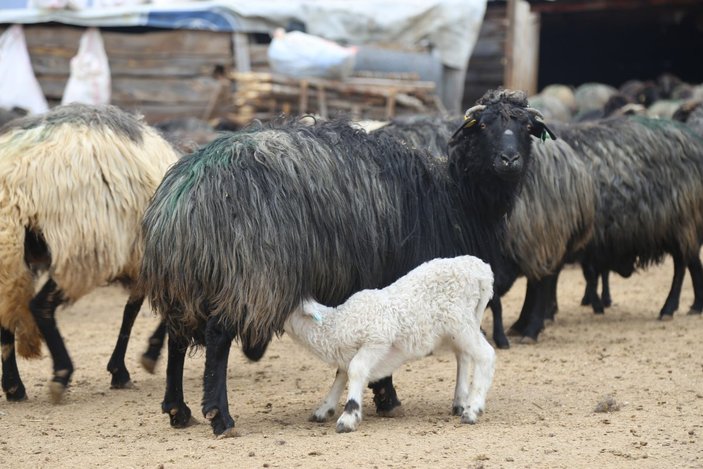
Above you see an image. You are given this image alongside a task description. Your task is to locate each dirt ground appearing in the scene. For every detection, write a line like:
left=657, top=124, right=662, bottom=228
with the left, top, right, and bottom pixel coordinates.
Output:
left=1, top=259, right=702, bottom=469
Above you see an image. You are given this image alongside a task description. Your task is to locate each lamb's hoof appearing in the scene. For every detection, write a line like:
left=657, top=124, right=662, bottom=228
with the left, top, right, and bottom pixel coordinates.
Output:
left=452, top=405, right=464, bottom=416
left=140, top=354, right=158, bottom=374
left=518, top=336, right=537, bottom=345
left=602, top=298, right=612, bottom=308
left=506, top=327, right=523, bottom=337
left=593, top=308, right=605, bottom=315
left=580, top=297, right=591, bottom=306
left=460, top=411, right=478, bottom=425
left=335, top=413, right=360, bottom=433
left=493, top=335, right=510, bottom=349
left=686, top=308, right=702, bottom=316
left=309, top=408, right=335, bottom=422
left=48, top=381, right=67, bottom=404
left=543, top=318, right=555, bottom=326
left=659, top=314, right=674, bottom=322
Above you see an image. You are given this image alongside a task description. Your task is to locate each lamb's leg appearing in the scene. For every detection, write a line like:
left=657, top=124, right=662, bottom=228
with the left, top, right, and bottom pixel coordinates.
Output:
left=686, top=256, right=703, bottom=315
left=310, top=368, right=347, bottom=422
left=28, top=279, right=70, bottom=403
left=659, top=254, right=685, bottom=319
left=453, top=328, right=496, bottom=424
left=1, top=327, right=26, bottom=401
left=337, top=346, right=385, bottom=433
left=369, top=375, right=402, bottom=417
left=107, top=294, right=144, bottom=389
left=161, top=328, right=192, bottom=428
left=202, top=315, right=236, bottom=437
left=544, top=271, right=561, bottom=323
left=141, top=320, right=167, bottom=374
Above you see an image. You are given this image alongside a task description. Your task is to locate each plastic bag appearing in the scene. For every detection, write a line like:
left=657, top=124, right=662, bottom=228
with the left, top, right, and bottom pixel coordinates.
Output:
left=62, top=27, right=111, bottom=106
left=268, top=29, right=357, bottom=80
left=0, top=25, right=48, bottom=114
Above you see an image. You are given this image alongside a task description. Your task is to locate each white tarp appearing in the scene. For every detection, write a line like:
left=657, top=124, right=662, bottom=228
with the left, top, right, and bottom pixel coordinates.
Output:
left=0, top=0, right=487, bottom=69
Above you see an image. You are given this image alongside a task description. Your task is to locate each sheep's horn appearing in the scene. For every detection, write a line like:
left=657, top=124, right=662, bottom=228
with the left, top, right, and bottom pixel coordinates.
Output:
left=463, top=104, right=486, bottom=121
left=525, top=107, right=545, bottom=120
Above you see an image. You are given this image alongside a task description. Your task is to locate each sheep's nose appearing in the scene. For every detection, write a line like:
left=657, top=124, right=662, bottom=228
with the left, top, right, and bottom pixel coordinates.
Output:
left=500, top=153, right=521, bottom=165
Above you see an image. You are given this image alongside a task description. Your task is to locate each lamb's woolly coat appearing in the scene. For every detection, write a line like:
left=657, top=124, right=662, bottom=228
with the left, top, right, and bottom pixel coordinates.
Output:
left=284, top=256, right=494, bottom=379
left=0, top=104, right=178, bottom=357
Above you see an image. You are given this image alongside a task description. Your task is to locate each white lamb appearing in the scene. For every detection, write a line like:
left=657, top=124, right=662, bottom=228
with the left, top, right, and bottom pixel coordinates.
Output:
left=284, top=255, right=497, bottom=433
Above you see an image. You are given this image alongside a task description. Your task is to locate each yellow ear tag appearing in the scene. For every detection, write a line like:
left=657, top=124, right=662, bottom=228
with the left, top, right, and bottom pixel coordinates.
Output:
left=464, top=119, right=477, bottom=128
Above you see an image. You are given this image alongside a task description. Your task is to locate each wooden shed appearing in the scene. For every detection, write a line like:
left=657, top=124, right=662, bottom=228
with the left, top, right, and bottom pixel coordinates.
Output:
left=463, top=0, right=703, bottom=108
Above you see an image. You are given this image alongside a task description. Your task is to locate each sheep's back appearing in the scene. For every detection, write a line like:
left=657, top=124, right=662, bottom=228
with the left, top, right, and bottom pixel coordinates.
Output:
left=555, top=116, right=703, bottom=268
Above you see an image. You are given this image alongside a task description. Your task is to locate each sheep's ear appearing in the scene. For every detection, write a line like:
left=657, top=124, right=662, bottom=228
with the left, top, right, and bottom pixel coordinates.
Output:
left=526, top=108, right=557, bottom=141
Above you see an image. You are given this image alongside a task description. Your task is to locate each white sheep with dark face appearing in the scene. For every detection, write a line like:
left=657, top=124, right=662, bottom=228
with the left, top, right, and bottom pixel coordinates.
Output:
left=284, top=255, right=496, bottom=433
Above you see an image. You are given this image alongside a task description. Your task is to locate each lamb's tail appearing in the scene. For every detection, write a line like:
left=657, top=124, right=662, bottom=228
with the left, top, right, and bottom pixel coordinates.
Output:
left=471, top=260, right=494, bottom=325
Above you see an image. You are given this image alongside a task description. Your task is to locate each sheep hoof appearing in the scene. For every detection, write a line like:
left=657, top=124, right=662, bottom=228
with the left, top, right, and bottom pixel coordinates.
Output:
left=686, top=308, right=702, bottom=316
left=659, top=314, right=674, bottom=322
left=215, top=427, right=239, bottom=439
left=110, top=380, right=134, bottom=390
left=165, top=404, right=194, bottom=428
left=543, top=318, right=555, bottom=326
left=452, top=405, right=464, bottom=416
left=4, top=384, right=27, bottom=402
left=48, top=381, right=66, bottom=404
left=376, top=405, right=404, bottom=418
left=506, top=327, right=523, bottom=337
left=140, top=354, right=158, bottom=374
left=518, top=336, right=537, bottom=345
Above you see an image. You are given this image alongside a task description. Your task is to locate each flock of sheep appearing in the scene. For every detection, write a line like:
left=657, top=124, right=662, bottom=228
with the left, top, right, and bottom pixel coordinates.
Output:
left=0, top=75, right=702, bottom=438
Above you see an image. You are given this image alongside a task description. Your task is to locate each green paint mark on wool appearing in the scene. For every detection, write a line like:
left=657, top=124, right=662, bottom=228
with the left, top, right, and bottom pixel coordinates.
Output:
left=163, top=131, right=258, bottom=212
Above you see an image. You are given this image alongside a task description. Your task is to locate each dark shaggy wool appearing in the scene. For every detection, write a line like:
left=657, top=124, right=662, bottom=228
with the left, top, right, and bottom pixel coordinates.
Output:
left=140, top=90, right=544, bottom=346
left=553, top=116, right=703, bottom=275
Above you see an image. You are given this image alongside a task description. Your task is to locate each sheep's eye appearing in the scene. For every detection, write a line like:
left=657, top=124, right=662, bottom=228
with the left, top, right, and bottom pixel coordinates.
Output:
left=527, top=124, right=533, bottom=131
left=479, top=123, right=486, bottom=129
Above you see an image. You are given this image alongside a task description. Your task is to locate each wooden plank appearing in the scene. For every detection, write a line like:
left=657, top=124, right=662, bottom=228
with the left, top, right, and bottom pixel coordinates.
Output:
left=111, top=77, right=223, bottom=104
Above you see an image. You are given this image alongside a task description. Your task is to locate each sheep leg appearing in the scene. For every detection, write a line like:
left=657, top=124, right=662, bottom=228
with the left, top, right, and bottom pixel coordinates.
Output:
left=310, top=368, right=347, bottom=422
left=161, top=328, right=192, bottom=429
left=508, top=279, right=537, bottom=336
left=489, top=298, right=510, bottom=349
left=659, top=254, right=686, bottom=319
left=337, top=346, right=384, bottom=433
left=1, top=327, right=26, bottom=401
left=29, top=279, right=70, bottom=403
left=600, top=271, right=612, bottom=307
left=106, top=295, right=144, bottom=389
left=202, top=316, right=236, bottom=437
left=141, top=320, right=167, bottom=374
left=581, top=262, right=605, bottom=313
left=516, top=278, right=551, bottom=343
left=543, top=271, right=561, bottom=323
left=686, top=256, right=703, bottom=315
left=369, top=375, right=402, bottom=416
left=452, top=328, right=496, bottom=424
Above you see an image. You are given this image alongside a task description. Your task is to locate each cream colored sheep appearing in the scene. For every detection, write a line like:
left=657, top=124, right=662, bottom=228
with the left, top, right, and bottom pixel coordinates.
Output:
left=0, top=103, right=177, bottom=403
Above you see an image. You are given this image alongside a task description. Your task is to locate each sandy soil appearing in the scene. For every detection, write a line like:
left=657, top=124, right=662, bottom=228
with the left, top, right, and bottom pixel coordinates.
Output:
left=1, top=259, right=702, bottom=469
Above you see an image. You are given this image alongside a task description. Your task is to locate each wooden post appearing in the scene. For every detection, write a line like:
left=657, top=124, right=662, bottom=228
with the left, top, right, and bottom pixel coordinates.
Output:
left=504, top=0, right=540, bottom=95
left=233, top=32, right=251, bottom=72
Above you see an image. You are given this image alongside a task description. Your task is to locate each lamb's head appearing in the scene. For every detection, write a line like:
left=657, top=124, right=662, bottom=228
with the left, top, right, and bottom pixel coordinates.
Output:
left=448, top=89, right=556, bottom=183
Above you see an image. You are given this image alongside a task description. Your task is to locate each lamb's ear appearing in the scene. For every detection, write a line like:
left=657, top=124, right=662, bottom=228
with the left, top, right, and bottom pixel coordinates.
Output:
left=449, top=104, right=487, bottom=142
left=526, top=108, right=557, bottom=141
